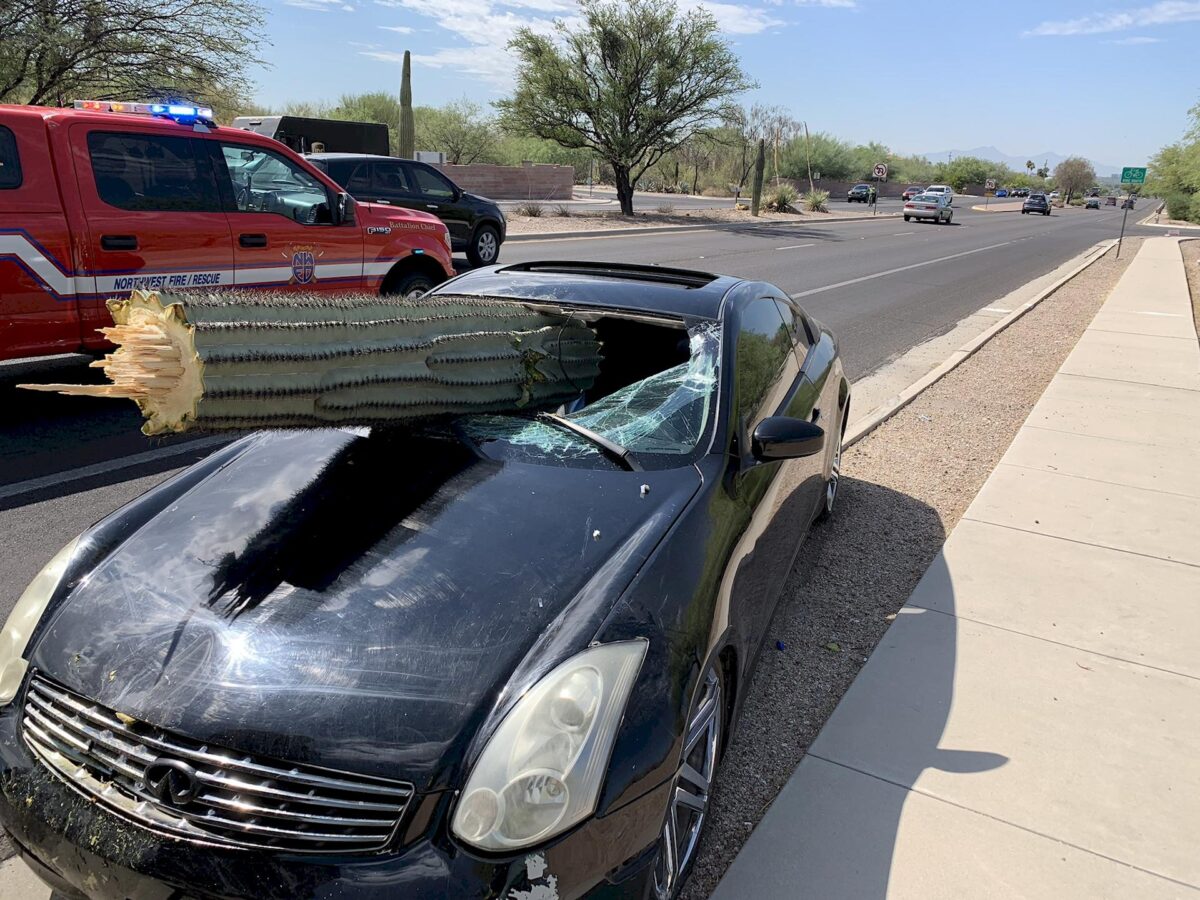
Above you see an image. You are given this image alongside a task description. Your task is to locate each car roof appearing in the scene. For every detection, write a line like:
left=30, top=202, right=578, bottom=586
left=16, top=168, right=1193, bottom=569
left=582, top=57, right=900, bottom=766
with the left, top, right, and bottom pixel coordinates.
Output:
left=435, top=261, right=745, bottom=321
left=306, top=153, right=402, bottom=161
left=2, top=105, right=286, bottom=149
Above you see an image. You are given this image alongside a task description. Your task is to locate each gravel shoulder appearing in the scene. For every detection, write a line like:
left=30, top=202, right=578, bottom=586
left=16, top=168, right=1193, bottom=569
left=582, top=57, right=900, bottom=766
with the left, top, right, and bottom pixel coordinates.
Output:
left=681, top=237, right=1144, bottom=899
left=504, top=205, right=889, bottom=236
left=1182, top=239, right=1199, bottom=335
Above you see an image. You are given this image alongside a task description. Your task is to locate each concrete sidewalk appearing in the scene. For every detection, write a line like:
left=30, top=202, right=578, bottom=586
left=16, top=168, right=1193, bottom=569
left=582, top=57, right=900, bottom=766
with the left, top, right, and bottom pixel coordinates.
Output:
left=711, top=237, right=1200, bottom=899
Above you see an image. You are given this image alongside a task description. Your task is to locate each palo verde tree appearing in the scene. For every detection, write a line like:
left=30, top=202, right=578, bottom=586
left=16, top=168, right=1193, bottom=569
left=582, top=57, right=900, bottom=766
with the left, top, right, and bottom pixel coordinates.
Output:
left=1053, top=156, right=1096, bottom=203
left=498, top=0, right=754, bottom=215
left=0, top=0, right=264, bottom=108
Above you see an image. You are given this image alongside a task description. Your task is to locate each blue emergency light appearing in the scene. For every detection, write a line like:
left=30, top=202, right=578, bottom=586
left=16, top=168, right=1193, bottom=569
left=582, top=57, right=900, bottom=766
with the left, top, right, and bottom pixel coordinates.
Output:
left=74, top=100, right=215, bottom=124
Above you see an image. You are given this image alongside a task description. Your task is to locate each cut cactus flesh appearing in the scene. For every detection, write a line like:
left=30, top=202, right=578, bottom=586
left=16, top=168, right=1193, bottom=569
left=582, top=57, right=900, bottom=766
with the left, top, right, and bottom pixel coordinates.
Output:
left=20, top=290, right=603, bottom=435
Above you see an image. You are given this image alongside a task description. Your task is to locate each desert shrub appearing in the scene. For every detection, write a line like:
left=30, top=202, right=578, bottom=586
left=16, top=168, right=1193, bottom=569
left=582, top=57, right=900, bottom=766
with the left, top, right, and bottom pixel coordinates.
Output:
left=701, top=185, right=732, bottom=197
left=655, top=203, right=676, bottom=214
left=803, top=189, right=830, bottom=212
left=552, top=204, right=571, bottom=217
left=764, top=183, right=799, bottom=212
left=515, top=201, right=544, bottom=217
left=1166, top=192, right=1197, bottom=222
left=1069, top=197, right=1084, bottom=206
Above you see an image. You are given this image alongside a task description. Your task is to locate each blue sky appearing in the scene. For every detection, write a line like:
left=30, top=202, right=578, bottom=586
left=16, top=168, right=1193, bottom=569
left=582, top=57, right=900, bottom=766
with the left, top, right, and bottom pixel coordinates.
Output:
left=251, top=0, right=1200, bottom=169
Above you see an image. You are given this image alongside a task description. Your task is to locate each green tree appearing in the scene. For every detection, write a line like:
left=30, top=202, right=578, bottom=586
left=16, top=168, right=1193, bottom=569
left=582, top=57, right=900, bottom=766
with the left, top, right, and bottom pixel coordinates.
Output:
left=1053, top=156, right=1096, bottom=203
left=498, top=0, right=753, bottom=215
left=416, top=98, right=496, bottom=164
left=0, top=0, right=265, bottom=108
left=1147, top=99, right=1200, bottom=222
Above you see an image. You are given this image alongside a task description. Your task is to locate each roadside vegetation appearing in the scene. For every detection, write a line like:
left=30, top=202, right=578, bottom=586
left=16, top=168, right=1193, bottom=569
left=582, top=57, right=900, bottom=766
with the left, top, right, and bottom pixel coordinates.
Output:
left=1148, top=99, right=1200, bottom=224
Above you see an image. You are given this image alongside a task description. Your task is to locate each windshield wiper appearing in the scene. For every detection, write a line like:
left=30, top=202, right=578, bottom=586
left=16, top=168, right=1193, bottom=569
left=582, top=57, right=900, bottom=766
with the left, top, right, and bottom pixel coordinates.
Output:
left=535, top=412, right=642, bottom=472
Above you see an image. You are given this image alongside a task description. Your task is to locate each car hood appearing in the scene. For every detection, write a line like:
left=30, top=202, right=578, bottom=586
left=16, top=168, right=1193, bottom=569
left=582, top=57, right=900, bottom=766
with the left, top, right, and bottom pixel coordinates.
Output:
left=356, top=201, right=444, bottom=228
left=31, top=429, right=700, bottom=789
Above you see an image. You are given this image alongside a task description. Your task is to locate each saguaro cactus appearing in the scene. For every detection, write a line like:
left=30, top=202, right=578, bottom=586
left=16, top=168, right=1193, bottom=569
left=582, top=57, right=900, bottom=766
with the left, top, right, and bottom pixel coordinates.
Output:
left=23, top=291, right=602, bottom=435
left=750, top=138, right=765, bottom=217
left=399, top=50, right=415, bottom=158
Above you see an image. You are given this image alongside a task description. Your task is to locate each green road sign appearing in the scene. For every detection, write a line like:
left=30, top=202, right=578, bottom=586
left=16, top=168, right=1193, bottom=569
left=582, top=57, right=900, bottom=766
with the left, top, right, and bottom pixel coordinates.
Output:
left=1121, top=167, right=1146, bottom=184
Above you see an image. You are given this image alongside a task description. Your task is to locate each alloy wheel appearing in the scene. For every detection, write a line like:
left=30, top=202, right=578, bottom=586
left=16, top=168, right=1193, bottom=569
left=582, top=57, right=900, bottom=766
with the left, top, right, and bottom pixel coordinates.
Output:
left=653, top=668, right=722, bottom=899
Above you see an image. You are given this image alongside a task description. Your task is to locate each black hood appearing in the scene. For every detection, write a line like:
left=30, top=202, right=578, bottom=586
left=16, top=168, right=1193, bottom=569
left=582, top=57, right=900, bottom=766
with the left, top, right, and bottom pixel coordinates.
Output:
left=31, top=429, right=699, bottom=790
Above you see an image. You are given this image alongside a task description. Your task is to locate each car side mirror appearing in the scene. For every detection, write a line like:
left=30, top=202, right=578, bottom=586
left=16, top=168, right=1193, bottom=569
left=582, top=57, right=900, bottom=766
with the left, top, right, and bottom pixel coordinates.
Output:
left=336, top=192, right=356, bottom=226
left=751, top=416, right=825, bottom=461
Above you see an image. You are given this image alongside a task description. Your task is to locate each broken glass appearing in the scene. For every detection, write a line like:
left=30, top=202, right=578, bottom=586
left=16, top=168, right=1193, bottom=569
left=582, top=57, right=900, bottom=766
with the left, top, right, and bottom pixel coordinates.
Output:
left=460, top=323, right=719, bottom=467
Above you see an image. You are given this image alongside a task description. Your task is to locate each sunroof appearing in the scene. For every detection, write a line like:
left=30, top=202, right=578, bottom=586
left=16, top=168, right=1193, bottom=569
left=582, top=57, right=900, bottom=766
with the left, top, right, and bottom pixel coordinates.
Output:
left=499, top=261, right=718, bottom=289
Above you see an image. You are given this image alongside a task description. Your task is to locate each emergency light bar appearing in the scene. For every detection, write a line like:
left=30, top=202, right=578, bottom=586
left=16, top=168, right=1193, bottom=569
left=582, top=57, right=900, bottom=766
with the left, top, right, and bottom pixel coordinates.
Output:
left=73, top=100, right=215, bottom=123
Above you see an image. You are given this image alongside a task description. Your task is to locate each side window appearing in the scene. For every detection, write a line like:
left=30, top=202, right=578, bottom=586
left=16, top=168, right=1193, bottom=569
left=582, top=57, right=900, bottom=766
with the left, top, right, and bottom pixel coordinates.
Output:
left=409, top=164, right=455, bottom=200
left=342, top=163, right=371, bottom=194
left=373, top=162, right=412, bottom=198
left=0, top=126, right=21, bottom=189
left=735, top=300, right=794, bottom=424
left=87, top=132, right=219, bottom=211
left=219, top=144, right=331, bottom=224
left=771, top=299, right=810, bottom=348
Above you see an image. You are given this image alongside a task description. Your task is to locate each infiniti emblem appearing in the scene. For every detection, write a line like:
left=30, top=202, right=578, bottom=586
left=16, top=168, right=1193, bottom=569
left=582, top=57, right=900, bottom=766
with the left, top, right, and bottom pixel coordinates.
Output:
left=143, top=759, right=199, bottom=807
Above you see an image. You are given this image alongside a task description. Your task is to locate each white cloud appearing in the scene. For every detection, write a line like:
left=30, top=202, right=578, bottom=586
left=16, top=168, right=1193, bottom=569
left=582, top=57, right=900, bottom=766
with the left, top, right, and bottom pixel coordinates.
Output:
left=360, top=0, right=790, bottom=85
left=1104, top=34, right=1164, bottom=42
left=796, top=0, right=856, bottom=6
left=1026, top=0, right=1200, bottom=35
left=284, top=0, right=355, bottom=9
left=378, top=24, right=414, bottom=32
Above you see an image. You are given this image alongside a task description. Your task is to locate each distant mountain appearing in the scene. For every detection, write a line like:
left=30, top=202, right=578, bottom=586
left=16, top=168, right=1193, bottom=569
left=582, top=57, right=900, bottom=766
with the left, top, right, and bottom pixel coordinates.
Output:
left=919, top=146, right=1122, bottom=178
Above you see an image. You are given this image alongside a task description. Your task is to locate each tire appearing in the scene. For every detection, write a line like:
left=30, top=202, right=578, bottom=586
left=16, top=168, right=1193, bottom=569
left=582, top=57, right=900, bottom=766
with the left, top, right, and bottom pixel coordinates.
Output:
left=946, top=213, right=953, bottom=224
left=651, top=664, right=724, bottom=900
left=466, top=224, right=500, bottom=267
left=904, top=215, right=910, bottom=222
left=817, top=398, right=847, bottom=521
left=381, top=270, right=435, bottom=300
left=1044, top=211, right=1050, bottom=216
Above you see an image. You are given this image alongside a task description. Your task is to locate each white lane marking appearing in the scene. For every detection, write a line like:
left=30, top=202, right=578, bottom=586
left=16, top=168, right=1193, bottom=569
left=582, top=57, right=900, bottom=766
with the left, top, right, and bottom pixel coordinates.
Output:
left=982, top=307, right=1012, bottom=313
left=0, top=437, right=230, bottom=503
left=775, top=243, right=815, bottom=250
left=892, top=231, right=916, bottom=236
left=790, top=237, right=1021, bottom=299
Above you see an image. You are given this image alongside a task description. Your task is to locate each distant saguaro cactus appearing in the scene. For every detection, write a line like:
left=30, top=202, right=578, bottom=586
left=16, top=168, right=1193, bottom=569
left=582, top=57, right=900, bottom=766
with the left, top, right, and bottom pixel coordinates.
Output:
left=750, top=138, right=765, bottom=217
left=399, top=50, right=415, bottom=158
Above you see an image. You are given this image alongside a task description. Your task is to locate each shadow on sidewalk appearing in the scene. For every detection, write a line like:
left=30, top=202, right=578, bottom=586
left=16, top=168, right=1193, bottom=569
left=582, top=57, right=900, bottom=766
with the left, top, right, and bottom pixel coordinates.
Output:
left=688, top=475, right=1005, bottom=899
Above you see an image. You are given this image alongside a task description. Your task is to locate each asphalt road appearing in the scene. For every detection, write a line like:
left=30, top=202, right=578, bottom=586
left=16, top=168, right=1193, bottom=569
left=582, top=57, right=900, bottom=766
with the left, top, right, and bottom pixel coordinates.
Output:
left=0, top=201, right=1155, bottom=617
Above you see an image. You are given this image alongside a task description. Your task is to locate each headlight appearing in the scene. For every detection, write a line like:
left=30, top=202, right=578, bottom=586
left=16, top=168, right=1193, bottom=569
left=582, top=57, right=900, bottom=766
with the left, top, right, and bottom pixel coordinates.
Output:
left=451, top=639, right=647, bottom=851
left=443, top=228, right=452, bottom=250
left=0, top=536, right=81, bottom=706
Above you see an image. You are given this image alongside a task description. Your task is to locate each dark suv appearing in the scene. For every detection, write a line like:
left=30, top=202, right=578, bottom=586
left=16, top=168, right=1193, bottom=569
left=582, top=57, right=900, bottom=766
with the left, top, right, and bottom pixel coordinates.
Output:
left=847, top=184, right=871, bottom=203
left=1022, top=193, right=1051, bottom=216
left=308, top=153, right=506, bottom=266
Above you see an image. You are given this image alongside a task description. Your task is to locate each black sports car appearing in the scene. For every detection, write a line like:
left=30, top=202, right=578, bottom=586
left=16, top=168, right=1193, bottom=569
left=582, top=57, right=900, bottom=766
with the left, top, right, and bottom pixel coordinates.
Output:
left=0, top=261, right=848, bottom=900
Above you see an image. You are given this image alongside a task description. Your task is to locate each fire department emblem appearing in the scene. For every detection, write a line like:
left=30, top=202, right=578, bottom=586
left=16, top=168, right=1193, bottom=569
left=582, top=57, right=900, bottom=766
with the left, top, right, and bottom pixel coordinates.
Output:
left=286, top=245, right=323, bottom=285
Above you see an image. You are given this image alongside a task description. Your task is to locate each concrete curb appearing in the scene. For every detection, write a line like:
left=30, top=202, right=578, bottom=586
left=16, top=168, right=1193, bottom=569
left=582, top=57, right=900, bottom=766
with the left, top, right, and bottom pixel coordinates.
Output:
left=844, top=238, right=1118, bottom=448
left=506, top=212, right=902, bottom=243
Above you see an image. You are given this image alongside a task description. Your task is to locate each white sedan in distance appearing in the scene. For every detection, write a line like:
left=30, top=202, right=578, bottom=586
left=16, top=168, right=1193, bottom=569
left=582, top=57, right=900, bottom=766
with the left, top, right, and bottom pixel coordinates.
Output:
left=903, top=192, right=954, bottom=224
left=924, top=184, right=954, bottom=205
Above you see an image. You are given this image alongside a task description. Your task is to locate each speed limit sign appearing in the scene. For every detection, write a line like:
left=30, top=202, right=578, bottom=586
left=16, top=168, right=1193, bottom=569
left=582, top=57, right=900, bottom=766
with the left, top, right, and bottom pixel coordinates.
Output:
left=873, top=163, right=888, bottom=178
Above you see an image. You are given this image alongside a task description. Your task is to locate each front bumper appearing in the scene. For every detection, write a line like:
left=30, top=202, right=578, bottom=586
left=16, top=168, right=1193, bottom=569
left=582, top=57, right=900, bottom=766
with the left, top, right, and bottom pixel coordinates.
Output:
left=0, top=705, right=669, bottom=900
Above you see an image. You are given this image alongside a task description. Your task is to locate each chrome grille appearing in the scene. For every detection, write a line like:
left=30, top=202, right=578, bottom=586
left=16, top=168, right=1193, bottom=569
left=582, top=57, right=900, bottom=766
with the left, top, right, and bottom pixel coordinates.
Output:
left=21, top=674, right=413, bottom=853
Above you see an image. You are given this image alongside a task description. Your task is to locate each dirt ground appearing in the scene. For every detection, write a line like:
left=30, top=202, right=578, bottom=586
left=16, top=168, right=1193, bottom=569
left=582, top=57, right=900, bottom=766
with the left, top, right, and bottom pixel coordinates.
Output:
left=1181, top=239, right=1199, bottom=335
left=681, top=238, right=1144, bottom=899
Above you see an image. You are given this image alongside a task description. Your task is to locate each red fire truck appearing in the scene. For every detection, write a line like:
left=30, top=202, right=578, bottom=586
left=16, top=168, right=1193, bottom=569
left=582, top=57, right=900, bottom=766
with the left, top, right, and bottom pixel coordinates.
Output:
left=0, top=101, right=455, bottom=362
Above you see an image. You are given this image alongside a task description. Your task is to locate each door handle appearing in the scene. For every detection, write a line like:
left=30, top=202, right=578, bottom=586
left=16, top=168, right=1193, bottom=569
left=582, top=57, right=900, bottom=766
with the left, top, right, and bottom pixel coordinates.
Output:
left=239, top=233, right=268, bottom=248
left=100, top=235, right=138, bottom=251
left=426, top=204, right=439, bottom=210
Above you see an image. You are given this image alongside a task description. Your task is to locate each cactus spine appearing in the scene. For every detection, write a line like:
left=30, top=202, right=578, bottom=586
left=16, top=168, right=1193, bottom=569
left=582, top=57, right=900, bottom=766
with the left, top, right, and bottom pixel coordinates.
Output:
left=22, top=291, right=602, bottom=435
left=399, top=50, right=415, bottom=158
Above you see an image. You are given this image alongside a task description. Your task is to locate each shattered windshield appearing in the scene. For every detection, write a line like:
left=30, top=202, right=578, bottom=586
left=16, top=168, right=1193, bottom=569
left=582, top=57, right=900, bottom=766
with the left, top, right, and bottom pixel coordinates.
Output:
left=461, top=323, right=719, bottom=469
